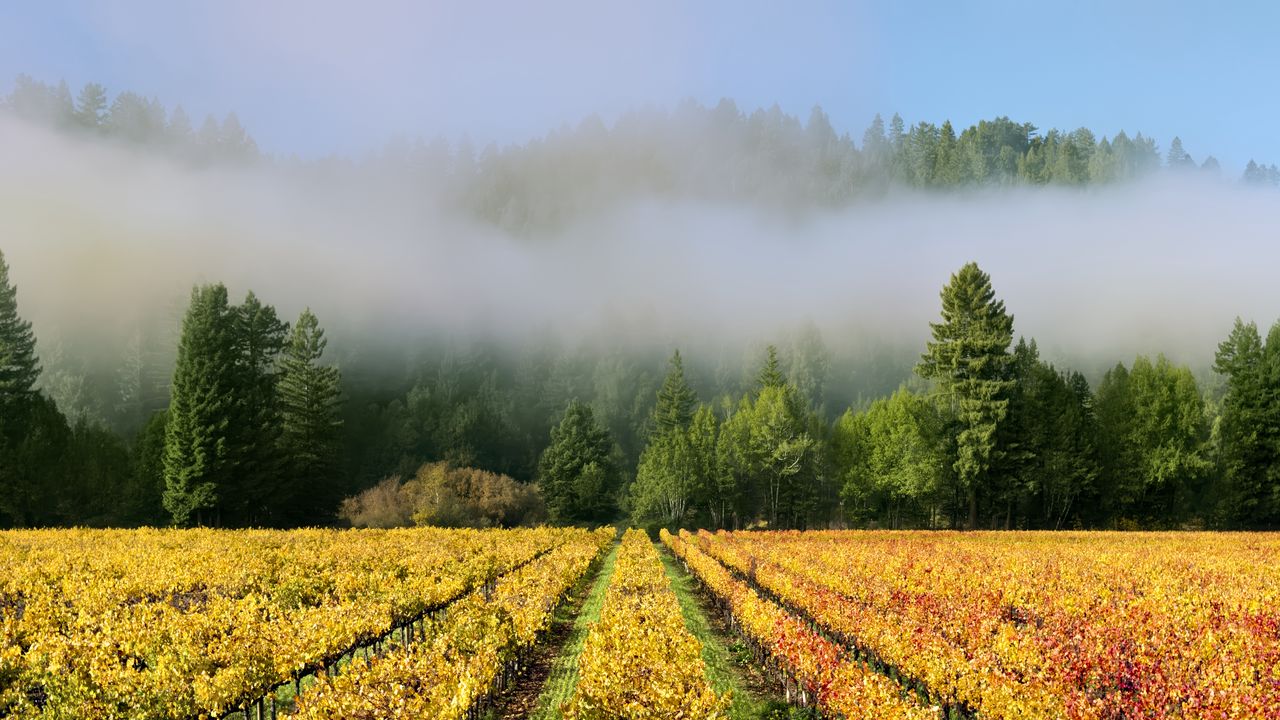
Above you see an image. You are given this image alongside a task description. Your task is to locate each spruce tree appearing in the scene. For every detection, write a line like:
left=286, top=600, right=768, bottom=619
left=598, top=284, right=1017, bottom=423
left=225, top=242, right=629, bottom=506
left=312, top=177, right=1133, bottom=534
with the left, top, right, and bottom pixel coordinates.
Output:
left=757, top=345, right=786, bottom=390
left=0, top=249, right=40, bottom=408
left=0, top=248, right=49, bottom=527
left=279, top=308, right=343, bottom=521
left=916, top=262, right=1014, bottom=528
left=633, top=352, right=718, bottom=529
left=162, top=284, right=237, bottom=526
left=538, top=400, right=617, bottom=523
left=1215, top=319, right=1279, bottom=526
left=1166, top=136, right=1193, bottom=168
left=229, top=292, right=288, bottom=523
left=73, top=83, right=108, bottom=130
left=653, top=350, right=696, bottom=435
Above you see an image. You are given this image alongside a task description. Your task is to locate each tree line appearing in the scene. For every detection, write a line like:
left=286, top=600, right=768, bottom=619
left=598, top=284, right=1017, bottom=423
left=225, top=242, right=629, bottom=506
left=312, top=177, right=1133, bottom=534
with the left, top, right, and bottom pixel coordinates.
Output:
left=4, top=247, right=1280, bottom=530
left=0, top=250, right=342, bottom=527
left=557, top=264, right=1279, bottom=531
left=3, top=75, right=259, bottom=165
left=7, top=75, right=1280, bottom=238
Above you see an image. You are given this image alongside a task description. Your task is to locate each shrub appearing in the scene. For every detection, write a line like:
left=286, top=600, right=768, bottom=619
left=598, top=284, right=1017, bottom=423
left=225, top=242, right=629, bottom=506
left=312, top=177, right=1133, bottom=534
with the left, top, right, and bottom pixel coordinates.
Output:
left=337, top=476, right=414, bottom=528
left=338, top=463, right=546, bottom=529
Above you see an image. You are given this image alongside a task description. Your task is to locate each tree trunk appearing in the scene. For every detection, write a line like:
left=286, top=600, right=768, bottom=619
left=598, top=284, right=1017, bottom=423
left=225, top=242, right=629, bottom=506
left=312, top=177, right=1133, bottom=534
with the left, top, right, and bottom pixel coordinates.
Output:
left=967, top=489, right=978, bottom=530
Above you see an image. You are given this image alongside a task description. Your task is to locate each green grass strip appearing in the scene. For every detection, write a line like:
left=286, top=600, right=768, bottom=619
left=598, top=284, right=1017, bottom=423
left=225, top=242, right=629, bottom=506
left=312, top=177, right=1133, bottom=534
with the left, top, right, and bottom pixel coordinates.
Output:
left=527, top=542, right=620, bottom=720
left=657, top=541, right=815, bottom=720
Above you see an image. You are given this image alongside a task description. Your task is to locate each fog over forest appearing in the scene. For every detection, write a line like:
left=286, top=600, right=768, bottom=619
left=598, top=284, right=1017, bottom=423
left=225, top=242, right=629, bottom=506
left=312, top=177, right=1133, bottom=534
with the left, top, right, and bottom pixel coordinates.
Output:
left=4, top=106, right=1279, bottom=387
left=6, top=74, right=1280, bottom=531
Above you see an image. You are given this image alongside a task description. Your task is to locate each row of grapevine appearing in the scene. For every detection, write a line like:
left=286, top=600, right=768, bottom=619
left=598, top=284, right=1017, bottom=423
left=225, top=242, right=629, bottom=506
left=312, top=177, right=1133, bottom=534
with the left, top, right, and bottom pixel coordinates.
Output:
left=562, top=529, right=728, bottom=719
left=702, top=530, right=1280, bottom=720
left=0, top=527, right=577, bottom=719
left=290, top=527, right=613, bottom=719
left=662, top=529, right=940, bottom=720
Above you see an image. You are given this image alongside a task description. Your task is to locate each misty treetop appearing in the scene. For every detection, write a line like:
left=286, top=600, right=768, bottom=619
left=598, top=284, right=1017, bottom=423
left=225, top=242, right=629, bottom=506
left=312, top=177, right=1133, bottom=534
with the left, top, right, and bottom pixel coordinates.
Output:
left=6, top=75, right=1280, bottom=238
left=2, top=75, right=259, bottom=167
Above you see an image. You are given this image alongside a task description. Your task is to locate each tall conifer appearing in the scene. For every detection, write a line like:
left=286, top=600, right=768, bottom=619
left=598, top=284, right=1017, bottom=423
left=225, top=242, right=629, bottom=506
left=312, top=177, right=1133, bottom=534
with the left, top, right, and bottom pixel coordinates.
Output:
left=916, top=262, right=1014, bottom=528
left=162, top=284, right=237, bottom=526
left=279, top=308, right=343, bottom=520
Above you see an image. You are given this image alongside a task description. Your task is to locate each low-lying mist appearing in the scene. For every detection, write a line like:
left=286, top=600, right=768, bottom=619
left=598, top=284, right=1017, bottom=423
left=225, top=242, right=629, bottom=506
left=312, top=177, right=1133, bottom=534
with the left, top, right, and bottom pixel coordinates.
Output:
left=2, top=114, right=1276, bottom=389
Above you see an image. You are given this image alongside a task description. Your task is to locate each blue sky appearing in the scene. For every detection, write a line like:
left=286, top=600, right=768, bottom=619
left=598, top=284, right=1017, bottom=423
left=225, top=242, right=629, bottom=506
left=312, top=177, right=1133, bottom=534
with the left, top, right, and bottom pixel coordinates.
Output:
left=3, top=1, right=1277, bottom=170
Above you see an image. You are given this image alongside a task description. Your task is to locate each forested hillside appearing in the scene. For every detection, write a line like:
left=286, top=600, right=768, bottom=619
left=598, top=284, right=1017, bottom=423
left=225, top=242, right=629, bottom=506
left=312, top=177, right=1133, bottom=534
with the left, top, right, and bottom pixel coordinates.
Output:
left=6, top=74, right=1279, bottom=237
left=4, top=76, right=1280, bottom=532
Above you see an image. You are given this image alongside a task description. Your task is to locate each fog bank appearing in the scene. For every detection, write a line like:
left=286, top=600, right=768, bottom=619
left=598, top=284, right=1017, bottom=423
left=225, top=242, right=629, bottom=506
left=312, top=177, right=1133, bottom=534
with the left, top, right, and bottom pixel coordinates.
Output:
left=2, top=116, right=1276, bottom=376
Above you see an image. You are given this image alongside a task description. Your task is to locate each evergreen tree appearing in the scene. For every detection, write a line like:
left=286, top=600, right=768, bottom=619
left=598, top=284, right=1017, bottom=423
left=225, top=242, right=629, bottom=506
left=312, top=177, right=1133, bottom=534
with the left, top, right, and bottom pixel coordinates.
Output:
left=916, top=262, right=1015, bottom=528
left=1166, top=136, right=1194, bottom=168
left=1, top=395, right=70, bottom=527
left=128, top=411, right=169, bottom=524
left=73, top=83, right=108, bottom=130
left=538, top=400, right=618, bottom=523
left=1126, top=355, right=1211, bottom=523
left=862, top=113, right=891, bottom=177
left=786, top=325, right=830, bottom=410
left=0, top=249, right=39, bottom=408
left=1095, top=362, right=1140, bottom=519
left=993, top=340, right=1098, bottom=529
left=162, top=284, right=238, bottom=526
left=229, top=292, right=288, bottom=523
left=653, top=350, right=696, bottom=434
left=1096, top=356, right=1210, bottom=525
left=0, top=248, right=47, bottom=527
left=1243, top=160, right=1267, bottom=184
left=1214, top=318, right=1279, bottom=526
left=934, top=120, right=961, bottom=184
left=757, top=344, right=786, bottom=390
left=888, top=113, right=905, bottom=146
left=279, top=308, right=344, bottom=522
left=168, top=105, right=193, bottom=147
left=634, top=348, right=733, bottom=528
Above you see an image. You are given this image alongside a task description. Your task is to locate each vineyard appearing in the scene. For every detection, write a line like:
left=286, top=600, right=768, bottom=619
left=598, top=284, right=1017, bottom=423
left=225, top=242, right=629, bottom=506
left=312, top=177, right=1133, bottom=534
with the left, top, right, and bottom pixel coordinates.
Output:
left=3, top=528, right=1279, bottom=719
left=665, top=529, right=1280, bottom=720
left=0, top=527, right=611, bottom=719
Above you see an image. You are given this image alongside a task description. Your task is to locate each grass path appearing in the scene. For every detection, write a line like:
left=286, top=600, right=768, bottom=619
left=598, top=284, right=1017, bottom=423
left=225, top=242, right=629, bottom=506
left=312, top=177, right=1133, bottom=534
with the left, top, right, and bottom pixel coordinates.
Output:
left=656, top=542, right=813, bottom=720
left=525, top=541, right=620, bottom=720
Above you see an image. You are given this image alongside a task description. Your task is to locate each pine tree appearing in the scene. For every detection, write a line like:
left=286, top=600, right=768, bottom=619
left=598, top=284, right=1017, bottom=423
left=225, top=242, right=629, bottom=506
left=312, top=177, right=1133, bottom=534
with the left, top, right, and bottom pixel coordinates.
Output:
left=538, top=400, right=617, bottom=523
left=757, top=345, right=786, bottom=390
left=1215, top=318, right=1279, bottom=526
left=935, top=120, right=961, bottom=185
left=279, top=308, right=343, bottom=522
left=1244, top=160, right=1268, bottom=185
left=162, top=284, right=237, bottom=526
left=229, top=292, right=288, bottom=523
left=73, top=83, right=108, bottom=130
left=916, top=262, right=1015, bottom=528
left=1166, top=136, right=1193, bottom=168
left=633, top=350, right=709, bottom=527
left=0, top=248, right=49, bottom=527
left=0, top=249, right=40, bottom=408
left=653, top=350, right=696, bottom=435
